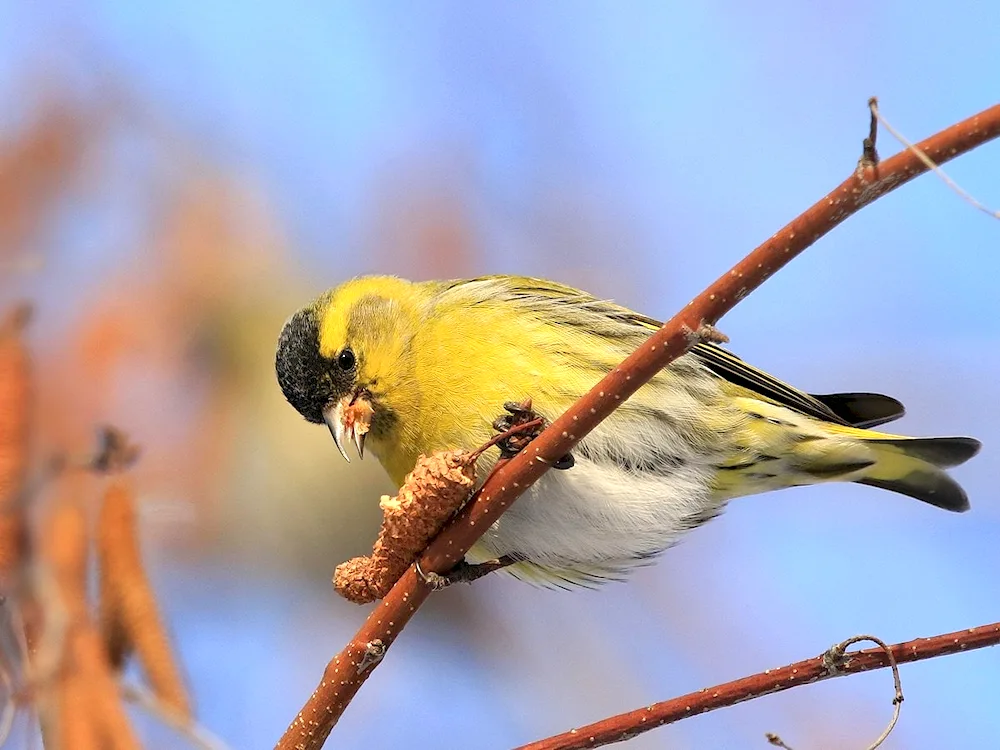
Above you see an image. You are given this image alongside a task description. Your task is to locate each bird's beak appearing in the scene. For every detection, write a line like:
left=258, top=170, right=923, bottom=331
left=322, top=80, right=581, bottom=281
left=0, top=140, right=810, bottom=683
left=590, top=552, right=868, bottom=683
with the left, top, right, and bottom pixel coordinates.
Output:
left=323, top=393, right=373, bottom=462
left=323, top=398, right=351, bottom=462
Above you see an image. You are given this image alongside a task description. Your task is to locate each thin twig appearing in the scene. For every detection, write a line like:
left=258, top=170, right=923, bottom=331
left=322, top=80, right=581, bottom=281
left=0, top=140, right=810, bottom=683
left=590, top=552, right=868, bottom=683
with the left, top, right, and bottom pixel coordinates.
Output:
left=470, top=417, right=545, bottom=461
left=516, top=624, right=1000, bottom=750
left=120, top=681, right=231, bottom=750
left=766, top=635, right=902, bottom=750
left=870, top=98, right=1000, bottom=219
left=275, top=101, right=1000, bottom=750
left=838, top=637, right=901, bottom=750
left=858, top=100, right=880, bottom=172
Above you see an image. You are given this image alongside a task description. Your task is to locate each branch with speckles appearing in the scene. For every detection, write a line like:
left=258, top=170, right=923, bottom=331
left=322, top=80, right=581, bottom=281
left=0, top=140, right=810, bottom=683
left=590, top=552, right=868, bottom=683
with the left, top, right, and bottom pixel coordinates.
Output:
left=274, top=101, right=1000, bottom=750
left=515, top=623, right=1000, bottom=750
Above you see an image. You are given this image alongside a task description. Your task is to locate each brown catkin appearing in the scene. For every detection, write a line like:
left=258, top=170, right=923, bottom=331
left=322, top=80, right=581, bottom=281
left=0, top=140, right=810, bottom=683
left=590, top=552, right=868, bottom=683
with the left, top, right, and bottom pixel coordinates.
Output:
left=97, top=478, right=192, bottom=720
left=97, top=477, right=130, bottom=670
left=334, top=449, right=478, bottom=604
left=55, top=667, right=102, bottom=750
left=45, top=490, right=89, bottom=620
left=42, top=481, right=140, bottom=750
left=62, top=627, right=140, bottom=750
left=0, top=304, right=32, bottom=582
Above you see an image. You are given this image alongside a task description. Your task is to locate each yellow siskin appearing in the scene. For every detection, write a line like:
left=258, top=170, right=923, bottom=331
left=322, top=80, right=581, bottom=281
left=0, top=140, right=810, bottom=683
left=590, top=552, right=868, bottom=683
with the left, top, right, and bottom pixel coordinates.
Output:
left=275, top=275, right=980, bottom=586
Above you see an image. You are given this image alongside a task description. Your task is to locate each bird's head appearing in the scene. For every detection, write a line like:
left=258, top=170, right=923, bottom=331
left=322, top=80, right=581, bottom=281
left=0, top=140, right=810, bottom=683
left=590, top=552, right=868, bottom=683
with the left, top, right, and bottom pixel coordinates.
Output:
left=275, top=277, right=419, bottom=461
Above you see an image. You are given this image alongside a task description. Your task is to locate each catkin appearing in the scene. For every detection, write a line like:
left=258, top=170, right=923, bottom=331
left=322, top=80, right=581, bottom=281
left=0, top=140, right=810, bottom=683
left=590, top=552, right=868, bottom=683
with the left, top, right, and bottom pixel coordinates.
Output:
left=334, top=449, right=478, bottom=604
left=97, top=478, right=192, bottom=720
left=45, top=487, right=89, bottom=619
left=56, top=623, right=140, bottom=750
left=43, top=480, right=140, bottom=750
left=0, top=304, right=32, bottom=582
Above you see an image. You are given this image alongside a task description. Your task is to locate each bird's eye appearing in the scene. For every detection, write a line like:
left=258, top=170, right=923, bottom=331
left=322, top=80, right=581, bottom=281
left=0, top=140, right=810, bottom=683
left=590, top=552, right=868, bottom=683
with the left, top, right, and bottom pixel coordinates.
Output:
left=337, top=348, right=356, bottom=371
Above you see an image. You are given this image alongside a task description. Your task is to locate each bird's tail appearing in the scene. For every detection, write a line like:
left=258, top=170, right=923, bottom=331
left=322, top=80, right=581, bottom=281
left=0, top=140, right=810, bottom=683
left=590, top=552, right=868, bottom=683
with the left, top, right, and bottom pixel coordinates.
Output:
left=853, top=434, right=981, bottom=512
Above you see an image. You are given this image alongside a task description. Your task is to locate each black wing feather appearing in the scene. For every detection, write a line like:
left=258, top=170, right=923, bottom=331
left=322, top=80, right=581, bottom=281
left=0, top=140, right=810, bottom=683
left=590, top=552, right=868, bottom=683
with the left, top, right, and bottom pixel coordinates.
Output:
left=810, top=392, right=905, bottom=428
left=690, top=343, right=854, bottom=425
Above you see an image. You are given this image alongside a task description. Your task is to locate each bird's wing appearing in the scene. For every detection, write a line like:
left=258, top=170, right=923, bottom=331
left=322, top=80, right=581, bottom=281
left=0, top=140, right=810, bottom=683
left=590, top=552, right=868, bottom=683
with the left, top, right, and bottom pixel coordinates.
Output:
left=437, top=275, right=904, bottom=428
left=682, top=342, right=903, bottom=429
left=687, top=342, right=852, bottom=424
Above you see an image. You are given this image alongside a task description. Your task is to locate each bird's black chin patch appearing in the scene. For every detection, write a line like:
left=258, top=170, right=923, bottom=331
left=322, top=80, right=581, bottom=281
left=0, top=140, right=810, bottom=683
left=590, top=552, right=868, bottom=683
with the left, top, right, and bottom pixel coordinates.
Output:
left=276, top=307, right=339, bottom=424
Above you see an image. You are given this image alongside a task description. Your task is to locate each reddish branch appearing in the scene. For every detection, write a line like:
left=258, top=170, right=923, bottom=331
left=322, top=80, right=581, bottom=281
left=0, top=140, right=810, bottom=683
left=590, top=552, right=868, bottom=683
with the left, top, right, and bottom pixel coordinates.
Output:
left=516, top=623, right=1000, bottom=749
left=275, top=102, right=1000, bottom=750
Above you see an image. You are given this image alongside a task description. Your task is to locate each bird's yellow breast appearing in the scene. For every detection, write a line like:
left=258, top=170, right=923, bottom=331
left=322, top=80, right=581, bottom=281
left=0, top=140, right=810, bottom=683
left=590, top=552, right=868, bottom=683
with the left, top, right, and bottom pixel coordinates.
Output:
left=368, top=292, right=616, bottom=485
left=335, top=275, right=732, bottom=489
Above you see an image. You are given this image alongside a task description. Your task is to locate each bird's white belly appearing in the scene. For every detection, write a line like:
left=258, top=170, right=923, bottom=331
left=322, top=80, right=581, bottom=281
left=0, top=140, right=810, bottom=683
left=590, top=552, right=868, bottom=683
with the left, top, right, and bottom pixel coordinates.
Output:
left=469, top=455, right=722, bottom=581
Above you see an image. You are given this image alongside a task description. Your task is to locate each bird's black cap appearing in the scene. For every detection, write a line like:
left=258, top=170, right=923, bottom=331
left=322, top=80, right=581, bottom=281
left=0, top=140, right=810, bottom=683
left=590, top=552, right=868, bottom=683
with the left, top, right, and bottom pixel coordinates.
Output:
left=275, top=307, right=334, bottom=424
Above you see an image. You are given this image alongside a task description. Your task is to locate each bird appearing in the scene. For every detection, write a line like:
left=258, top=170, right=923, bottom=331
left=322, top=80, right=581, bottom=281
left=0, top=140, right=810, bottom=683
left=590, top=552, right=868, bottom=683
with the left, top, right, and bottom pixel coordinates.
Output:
left=275, top=275, right=980, bottom=586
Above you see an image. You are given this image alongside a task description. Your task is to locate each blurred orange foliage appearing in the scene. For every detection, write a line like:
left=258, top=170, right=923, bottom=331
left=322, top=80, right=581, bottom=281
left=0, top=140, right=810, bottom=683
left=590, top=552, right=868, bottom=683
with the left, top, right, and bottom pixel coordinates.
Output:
left=0, top=102, right=87, bottom=261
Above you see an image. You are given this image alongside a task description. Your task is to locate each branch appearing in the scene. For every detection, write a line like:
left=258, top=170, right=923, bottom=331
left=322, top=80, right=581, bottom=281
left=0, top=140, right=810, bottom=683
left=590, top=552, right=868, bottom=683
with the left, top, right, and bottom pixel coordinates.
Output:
left=515, top=623, right=1000, bottom=750
left=275, top=101, right=1000, bottom=750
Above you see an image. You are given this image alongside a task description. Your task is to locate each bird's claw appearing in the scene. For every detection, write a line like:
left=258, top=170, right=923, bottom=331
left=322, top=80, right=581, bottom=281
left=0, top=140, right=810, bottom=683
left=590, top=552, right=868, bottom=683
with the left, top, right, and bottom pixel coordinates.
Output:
left=414, top=559, right=451, bottom=590
left=552, top=453, right=575, bottom=469
left=491, top=399, right=574, bottom=469
left=415, top=557, right=516, bottom=590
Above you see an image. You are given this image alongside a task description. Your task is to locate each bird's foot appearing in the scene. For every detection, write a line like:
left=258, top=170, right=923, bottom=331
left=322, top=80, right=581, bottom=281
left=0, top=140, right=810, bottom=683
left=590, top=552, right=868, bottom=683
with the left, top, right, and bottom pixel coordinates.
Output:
left=415, top=556, right=516, bottom=590
left=491, top=399, right=575, bottom=469
left=686, top=322, right=729, bottom=345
